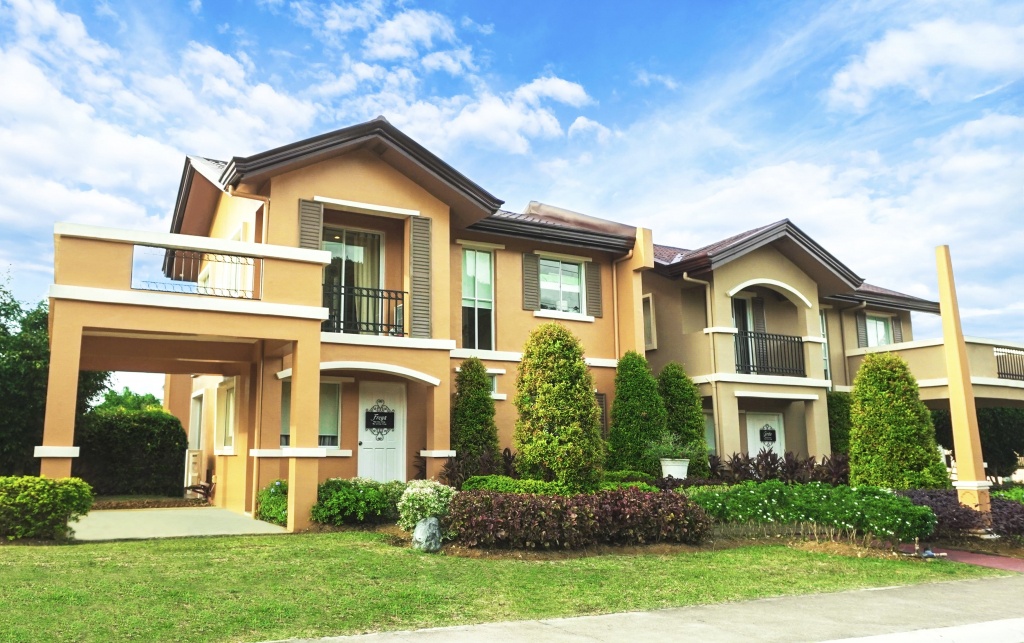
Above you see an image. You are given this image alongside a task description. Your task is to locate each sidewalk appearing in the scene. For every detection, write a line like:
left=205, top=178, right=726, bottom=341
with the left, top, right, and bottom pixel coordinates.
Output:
left=73, top=506, right=286, bottom=540
left=277, top=575, right=1024, bottom=643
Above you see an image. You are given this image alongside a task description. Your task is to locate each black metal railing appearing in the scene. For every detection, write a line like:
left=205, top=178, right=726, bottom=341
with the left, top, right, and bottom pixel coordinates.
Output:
left=995, top=346, right=1024, bottom=381
left=322, top=284, right=406, bottom=336
left=735, top=331, right=805, bottom=377
left=132, top=245, right=258, bottom=299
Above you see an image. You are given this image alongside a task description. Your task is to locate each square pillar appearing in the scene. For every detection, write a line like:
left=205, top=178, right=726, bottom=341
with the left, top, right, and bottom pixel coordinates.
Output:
left=714, top=388, right=743, bottom=456
left=38, top=307, right=83, bottom=478
left=285, top=328, right=322, bottom=532
left=424, top=377, right=452, bottom=480
left=804, top=398, right=831, bottom=459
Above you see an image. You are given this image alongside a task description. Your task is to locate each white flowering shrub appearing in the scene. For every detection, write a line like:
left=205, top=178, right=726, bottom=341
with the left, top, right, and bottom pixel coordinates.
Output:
left=397, top=480, right=457, bottom=532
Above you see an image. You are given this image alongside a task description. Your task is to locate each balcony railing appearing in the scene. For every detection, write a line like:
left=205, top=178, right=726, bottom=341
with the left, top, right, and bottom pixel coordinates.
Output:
left=735, top=331, right=805, bottom=377
left=995, top=346, right=1024, bottom=381
left=132, top=244, right=259, bottom=299
left=322, top=284, right=406, bottom=336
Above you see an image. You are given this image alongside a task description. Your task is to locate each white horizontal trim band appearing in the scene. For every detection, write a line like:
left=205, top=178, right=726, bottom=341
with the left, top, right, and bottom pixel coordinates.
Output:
left=314, top=195, right=419, bottom=219
left=454, top=367, right=507, bottom=375
left=214, top=447, right=236, bottom=456
left=585, top=358, right=618, bottom=368
left=420, top=450, right=456, bottom=458
left=953, top=480, right=993, bottom=491
left=54, top=223, right=331, bottom=264
left=456, top=239, right=505, bottom=250
left=276, top=361, right=441, bottom=386
left=50, top=285, right=329, bottom=320
left=450, top=349, right=521, bottom=362
left=704, top=327, right=739, bottom=335
left=491, top=393, right=508, bottom=401
left=34, top=446, right=79, bottom=458
left=321, top=332, right=455, bottom=350
left=250, top=448, right=352, bottom=458
left=533, top=310, right=595, bottom=323
left=692, top=373, right=832, bottom=388
left=801, top=336, right=827, bottom=344
left=735, top=391, right=820, bottom=401
left=918, top=377, right=1024, bottom=391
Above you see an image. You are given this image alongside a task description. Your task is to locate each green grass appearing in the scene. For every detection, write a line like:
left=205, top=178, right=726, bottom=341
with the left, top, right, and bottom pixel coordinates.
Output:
left=0, top=532, right=1003, bottom=643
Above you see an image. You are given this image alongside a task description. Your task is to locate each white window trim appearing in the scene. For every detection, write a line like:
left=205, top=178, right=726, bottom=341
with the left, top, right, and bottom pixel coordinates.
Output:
left=866, top=313, right=893, bottom=348
left=534, top=309, right=595, bottom=323
left=456, top=239, right=505, bottom=250
left=314, top=195, right=420, bottom=219
left=642, top=293, right=657, bottom=350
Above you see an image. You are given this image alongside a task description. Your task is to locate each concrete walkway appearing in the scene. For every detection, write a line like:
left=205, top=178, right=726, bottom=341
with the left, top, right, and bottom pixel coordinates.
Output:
left=277, top=575, right=1024, bottom=643
left=73, top=506, right=286, bottom=541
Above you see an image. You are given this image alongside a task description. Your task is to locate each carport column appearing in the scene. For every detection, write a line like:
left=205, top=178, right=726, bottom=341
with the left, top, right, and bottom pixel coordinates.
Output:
left=937, top=246, right=990, bottom=514
left=286, top=327, right=321, bottom=532
left=424, top=376, right=452, bottom=479
left=714, top=386, right=743, bottom=456
left=804, top=398, right=831, bottom=459
left=38, top=306, right=83, bottom=478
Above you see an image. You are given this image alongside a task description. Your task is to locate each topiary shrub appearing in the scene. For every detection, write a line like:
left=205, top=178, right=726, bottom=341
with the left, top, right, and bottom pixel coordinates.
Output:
left=513, top=323, right=605, bottom=491
left=826, top=390, right=852, bottom=455
left=397, top=480, right=457, bottom=532
left=608, top=351, right=666, bottom=477
left=310, top=478, right=406, bottom=525
left=450, top=357, right=500, bottom=478
left=658, top=362, right=711, bottom=478
left=849, top=353, right=950, bottom=489
left=256, top=479, right=288, bottom=527
left=604, top=470, right=656, bottom=484
left=932, top=407, right=1024, bottom=478
left=73, top=408, right=188, bottom=496
left=0, top=476, right=93, bottom=540
left=462, top=475, right=572, bottom=495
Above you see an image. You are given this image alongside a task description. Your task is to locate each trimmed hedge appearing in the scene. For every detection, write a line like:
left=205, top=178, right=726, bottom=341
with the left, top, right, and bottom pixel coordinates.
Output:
left=687, top=480, right=936, bottom=544
left=446, top=487, right=711, bottom=549
left=463, top=474, right=658, bottom=495
left=933, top=408, right=1024, bottom=478
left=604, top=470, right=656, bottom=484
left=310, top=478, right=406, bottom=525
left=0, top=476, right=93, bottom=540
left=73, top=409, right=188, bottom=496
left=256, top=479, right=288, bottom=527
left=608, top=351, right=666, bottom=476
left=826, top=391, right=852, bottom=455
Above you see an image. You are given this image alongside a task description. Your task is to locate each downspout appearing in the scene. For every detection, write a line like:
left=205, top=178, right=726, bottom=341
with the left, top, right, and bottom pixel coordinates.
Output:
left=842, top=301, right=867, bottom=385
left=682, top=272, right=722, bottom=454
left=612, top=248, right=634, bottom=358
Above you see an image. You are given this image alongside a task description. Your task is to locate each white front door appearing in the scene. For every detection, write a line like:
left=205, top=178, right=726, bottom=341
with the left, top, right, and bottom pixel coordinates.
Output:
left=746, top=412, right=785, bottom=457
left=358, top=382, right=406, bottom=482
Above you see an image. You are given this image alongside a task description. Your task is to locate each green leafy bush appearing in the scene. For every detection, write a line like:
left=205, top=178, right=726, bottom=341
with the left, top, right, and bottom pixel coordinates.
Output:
left=826, top=391, right=852, bottom=455
left=256, top=479, right=288, bottom=527
left=450, top=357, right=500, bottom=478
left=513, top=323, right=605, bottom=491
left=598, top=481, right=659, bottom=492
left=397, top=480, right=457, bottom=532
left=849, top=353, right=949, bottom=489
left=462, top=475, right=572, bottom=495
left=604, top=470, right=655, bottom=484
left=659, top=362, right=711, bottom=478
left=73, top=408, right=188, bottom=496
left=608, top=351, right=666, bottom=476
left=0, top=476, right=93, bottom=540
left=447, top=487, right=711, bottom=549
left=687, top=480, right=936, bottom=544
left=994, top=486, right=1024, bottom=505
left=310, top=478, right=406, bottom=525
left=932, top=408, right=1024, bottom=478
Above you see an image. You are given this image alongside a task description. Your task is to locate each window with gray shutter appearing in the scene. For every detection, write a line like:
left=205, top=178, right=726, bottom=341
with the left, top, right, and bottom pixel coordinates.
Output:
left=855, top=312, right=868, bottom=348
left=585, top=263, right=602, bottom=318
left=298, top=199, right=323, bottom=250
left=522, top=253, right=540, bottom=310
left=892, top=316, right=904, bottom=343
left=751, top=297, right=768, bottom=365
left=410, top=217, right=431, bottom=338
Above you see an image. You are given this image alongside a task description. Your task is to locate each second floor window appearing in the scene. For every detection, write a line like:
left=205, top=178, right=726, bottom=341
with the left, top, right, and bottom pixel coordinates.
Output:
left=539, top=258, right=583, bottom=314
left=866, top=314, right=892, bottom=347
left=462, top=248, right=494, bottom=350
left=323, top=227, right=384, bottom=334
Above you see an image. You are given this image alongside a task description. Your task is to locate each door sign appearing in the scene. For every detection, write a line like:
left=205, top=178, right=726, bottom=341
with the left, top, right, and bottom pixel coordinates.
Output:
left=365, top=399, right=396, bottom=440
left=759, top=425, right=777, bottom=444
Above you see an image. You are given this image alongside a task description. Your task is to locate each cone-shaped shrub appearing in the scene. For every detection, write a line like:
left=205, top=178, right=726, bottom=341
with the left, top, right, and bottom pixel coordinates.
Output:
left=849, top=352, right=949, bottom=489
left=658, top=362, right=711, bottom=478
left=608, top=351, right=666, bottom=476
left=450, top=356, right=500, bottom=477
left=513, top=323, right=605, bottom=491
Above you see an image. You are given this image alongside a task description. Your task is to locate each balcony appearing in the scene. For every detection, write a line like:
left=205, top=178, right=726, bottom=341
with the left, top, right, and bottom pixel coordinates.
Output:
left=734, top=331, right=806, bottom=377
left=321, top=284, right=406, bottom=336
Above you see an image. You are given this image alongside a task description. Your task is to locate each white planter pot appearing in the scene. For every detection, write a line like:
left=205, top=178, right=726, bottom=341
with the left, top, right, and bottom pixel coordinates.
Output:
left=660, top=458, right=690, bottom=480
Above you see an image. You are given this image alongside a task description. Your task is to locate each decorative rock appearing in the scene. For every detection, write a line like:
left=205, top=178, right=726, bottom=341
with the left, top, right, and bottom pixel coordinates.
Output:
left=412, top=516, right=442, bottom=553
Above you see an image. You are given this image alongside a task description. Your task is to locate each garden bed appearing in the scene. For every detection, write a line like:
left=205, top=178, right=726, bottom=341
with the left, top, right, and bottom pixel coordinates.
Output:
left=91, top=496, right=209, bottom=510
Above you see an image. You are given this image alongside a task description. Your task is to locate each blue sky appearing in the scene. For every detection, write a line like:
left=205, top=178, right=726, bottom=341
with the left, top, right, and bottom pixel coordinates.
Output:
left=1, top=0, right=1023, bottom=397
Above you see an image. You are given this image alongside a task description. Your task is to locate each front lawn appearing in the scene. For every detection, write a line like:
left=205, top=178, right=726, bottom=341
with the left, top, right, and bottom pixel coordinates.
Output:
left=0, top=532, right=1004, bottom=642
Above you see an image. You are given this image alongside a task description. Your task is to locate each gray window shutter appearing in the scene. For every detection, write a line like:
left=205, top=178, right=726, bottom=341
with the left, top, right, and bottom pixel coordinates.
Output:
left=855, top=312, right=868, bottom=348
left=585, top=263, right=603, bottom=318
left=298, top=199, right=323, bottom=250
left=752, top=297, right=767, bottom=333
left=892, top=316, right=904, bottom=343
left=410, top=217, right=431, bottom=338
left=522, top=253, right=540, bottom=311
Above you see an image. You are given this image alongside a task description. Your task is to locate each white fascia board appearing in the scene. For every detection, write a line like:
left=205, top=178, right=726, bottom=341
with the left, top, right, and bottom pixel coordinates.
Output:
left=321, top=332, right=455, bottom=350
left=735, top=391, right=820, bottom=401
left=49, top=285, right=329, bottom=321
left=691, top=373, right=832, bottom=388
left=314, top=196, right=419, bottom=219
left=54, top=223, right=331, bottom=265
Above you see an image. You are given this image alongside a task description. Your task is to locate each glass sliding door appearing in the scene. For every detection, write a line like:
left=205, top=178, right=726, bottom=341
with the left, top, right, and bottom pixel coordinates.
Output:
left=323, top=228, right=382, bottom=334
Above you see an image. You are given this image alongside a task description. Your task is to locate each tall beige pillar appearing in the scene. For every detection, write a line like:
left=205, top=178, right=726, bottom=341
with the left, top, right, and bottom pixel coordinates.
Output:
left=38, top=307, right=83, bottom=478
left=936, top=246, right=990, bottom=514
left=285, top=328, right=322, bottom=532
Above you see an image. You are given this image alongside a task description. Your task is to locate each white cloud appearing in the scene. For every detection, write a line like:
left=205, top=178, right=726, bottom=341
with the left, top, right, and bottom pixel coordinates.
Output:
left=189, top=0, right=201, bottom=15
left=362, top=9, right=455, bottom=60
left=323, top=0, right=383, bottom=33
left=513, top=76, right=592, bottom=107
left=568, top=116, right=612, bottom=144
left=635, top=70, right=678, bottom=90
left=421, top=48, right=475, bottom=75
left=829, top=19, right=1024, bottom=110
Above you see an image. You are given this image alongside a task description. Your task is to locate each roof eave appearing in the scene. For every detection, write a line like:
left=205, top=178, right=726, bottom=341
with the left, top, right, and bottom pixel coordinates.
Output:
left=467, top=217, right=635, bottom=253
left=826, top=293, right=940, bottom=314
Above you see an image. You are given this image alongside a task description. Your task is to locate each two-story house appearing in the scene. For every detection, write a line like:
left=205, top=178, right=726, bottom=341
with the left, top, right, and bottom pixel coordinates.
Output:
left=37, top=117, right=652, bottom=531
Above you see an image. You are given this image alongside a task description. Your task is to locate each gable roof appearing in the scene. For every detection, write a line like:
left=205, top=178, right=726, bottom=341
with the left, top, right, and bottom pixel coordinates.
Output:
left=828, top=283, right=940, bottom=314
left=468, top=202, right=637, bottom=253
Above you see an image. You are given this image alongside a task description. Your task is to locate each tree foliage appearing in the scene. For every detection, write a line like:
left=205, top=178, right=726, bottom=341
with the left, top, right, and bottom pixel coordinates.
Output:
left=658, top=362, right=711, bottom=478
left=95, top=387, right=163, bottom=412
left=450, top=356, right=500, bottom=478
left=513, top=323, right=605, bottom=491
left=932, top=407, right=1024, bottom=478
left=849, top=353, right=949, bottom=489
left=0, top=283, right=109, bottom=475
left=608, top=351, right=666, bottom=476
left=826, top=390, right=853, bottom=456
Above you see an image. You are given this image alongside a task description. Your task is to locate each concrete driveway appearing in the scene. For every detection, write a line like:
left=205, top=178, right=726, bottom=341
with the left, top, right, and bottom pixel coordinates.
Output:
left=73, top=506, right=287, bottom=541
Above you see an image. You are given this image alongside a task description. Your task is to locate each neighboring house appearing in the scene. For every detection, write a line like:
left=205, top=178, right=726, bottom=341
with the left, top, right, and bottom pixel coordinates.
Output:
left=643, top=220, right=1024, bottom=461
left=36, top=118, right=1024, bottom=530
left=38, top=117, right=652, bottom=530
